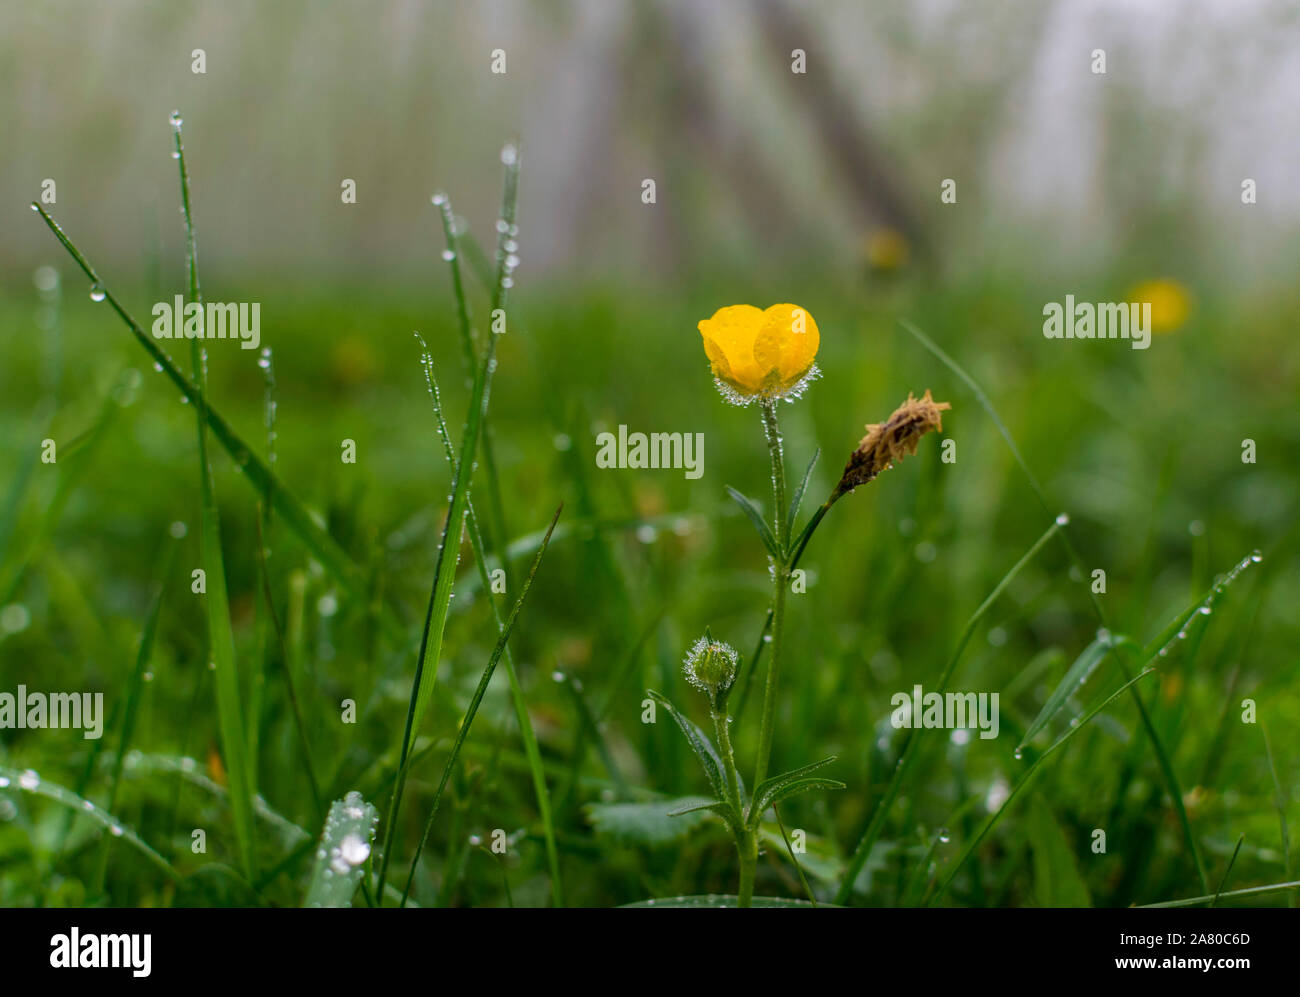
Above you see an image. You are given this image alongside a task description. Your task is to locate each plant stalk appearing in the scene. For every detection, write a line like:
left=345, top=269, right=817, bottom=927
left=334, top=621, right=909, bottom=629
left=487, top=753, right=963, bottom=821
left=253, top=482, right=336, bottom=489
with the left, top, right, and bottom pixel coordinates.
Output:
left=753, top=399, right=788, bottom=789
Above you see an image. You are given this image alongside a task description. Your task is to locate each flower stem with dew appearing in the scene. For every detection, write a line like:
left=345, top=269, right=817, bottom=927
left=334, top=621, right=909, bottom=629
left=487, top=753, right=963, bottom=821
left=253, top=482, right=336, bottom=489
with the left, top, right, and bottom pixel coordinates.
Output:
left=712, top=709, right=743, bottom=816
left=714, top=708, right=756, bottom=907
left=753, top=399, right=789, bottom=789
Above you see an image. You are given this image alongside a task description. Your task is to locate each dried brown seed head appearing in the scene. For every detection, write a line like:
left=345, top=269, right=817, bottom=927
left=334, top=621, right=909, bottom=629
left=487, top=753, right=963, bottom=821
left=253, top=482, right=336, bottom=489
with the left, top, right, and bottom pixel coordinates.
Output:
left=836, top=390, right=951, bottom=495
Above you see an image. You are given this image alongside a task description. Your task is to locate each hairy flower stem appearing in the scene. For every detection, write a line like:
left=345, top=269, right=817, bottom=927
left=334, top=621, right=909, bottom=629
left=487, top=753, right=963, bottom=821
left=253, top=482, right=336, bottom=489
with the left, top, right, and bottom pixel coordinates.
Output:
left=712, top=704, right=755, bottom=907
left=754, top=400, right=789, bottom=790
left=712, top=709, right=742, bottom=814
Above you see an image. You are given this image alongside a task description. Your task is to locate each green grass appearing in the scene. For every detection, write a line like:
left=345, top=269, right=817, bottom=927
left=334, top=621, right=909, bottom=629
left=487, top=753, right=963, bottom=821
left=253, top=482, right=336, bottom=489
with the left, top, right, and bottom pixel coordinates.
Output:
left=1, top=123, right=1298, bottom=908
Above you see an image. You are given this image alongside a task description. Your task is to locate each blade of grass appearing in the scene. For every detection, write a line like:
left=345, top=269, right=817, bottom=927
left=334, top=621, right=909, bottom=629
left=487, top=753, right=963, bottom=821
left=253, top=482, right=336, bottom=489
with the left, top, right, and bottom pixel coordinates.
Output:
left=900, top=316, right=1209, bottom=893
left=0, top=765, right=177, bottom=881
left=29, top=204, right=384, bottom=633
left=1016, top=631, right=1140, bottom=752
left=91, top=534, right=174, bottom=892
left=302, top=792, right=378, bottom=908
left=1262, top=721, right=1294, bottom=905
left=1211, top=834, right=1246, bottom=907
left=376, top=145, right=521, bottom=901
left=416, top=342, right=565, bottom=905
left=772, top=803, right=817, bottom=906
left=834, top=518, right=1062, bottom=904
left=1140, top=879, right=1300, bottom=908
left=400, top=503, right=562, bottom=905
left=172, top=116, right=256, bottom=881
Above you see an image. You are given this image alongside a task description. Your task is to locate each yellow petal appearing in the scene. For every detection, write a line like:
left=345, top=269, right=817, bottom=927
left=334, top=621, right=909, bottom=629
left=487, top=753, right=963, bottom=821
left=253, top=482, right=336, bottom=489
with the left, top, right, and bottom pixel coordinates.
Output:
left=761, top=303, right=819, bottom=387
left=699, top=305, right=766, bottom=393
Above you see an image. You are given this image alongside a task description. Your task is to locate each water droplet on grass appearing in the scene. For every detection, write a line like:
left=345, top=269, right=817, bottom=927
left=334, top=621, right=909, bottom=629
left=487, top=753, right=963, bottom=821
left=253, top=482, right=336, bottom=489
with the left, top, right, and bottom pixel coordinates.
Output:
left=338, top=833, right=369, bottom=865
left=89, top=284, right=106, bottom=302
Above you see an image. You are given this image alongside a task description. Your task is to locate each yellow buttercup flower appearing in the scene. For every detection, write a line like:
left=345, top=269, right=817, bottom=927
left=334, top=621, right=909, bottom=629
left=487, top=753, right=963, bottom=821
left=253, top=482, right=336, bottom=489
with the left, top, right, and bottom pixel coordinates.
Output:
left=864, top=228, right=909, bottom=272
left=697, top=303, right=820, bottom=405
left=1128, top=278, right=1191, bottom=334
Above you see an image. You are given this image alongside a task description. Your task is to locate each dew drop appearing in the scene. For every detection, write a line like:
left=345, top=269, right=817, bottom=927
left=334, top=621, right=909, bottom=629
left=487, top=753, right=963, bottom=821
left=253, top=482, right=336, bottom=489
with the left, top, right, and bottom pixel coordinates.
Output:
left=1012, top=749, right=1023, bottom=760
left=441, top=249, right=455, bottom=262
left=937, top=829, right=950, bottom=843
left=169, top=110, right=183, bottom=129
left=89, top=284, right=106, bottom=302
left=1250, top=551, right=1263, bottom=563
left=1055, top=512, right=1070, bottom=526
left=338, top=832, right=370, bottom=866
left=19, top=770, right=40, bottom=790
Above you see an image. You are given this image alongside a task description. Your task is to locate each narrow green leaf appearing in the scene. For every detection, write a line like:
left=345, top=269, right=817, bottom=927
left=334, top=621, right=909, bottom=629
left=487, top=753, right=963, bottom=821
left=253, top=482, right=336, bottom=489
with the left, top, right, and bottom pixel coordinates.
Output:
left=1016, top=631, right=1138, bottom=752
left=587, top=796, right=726, bottom=846
left=303, top=792, right=378, bottom=908
left=0, top=765, right=177, bottom=880
left=622, top=894, right=824, bottom=908
left=785, top=447, right=820, bottom=540
left=1262, top=722, right=1294, bottom=906
left=378, top=147, right=521, bottom=902
left=748, top=755, right=838, bottom=826
left=666, top=798, right=729, bottom=817
left=726, top=485, right=780, bottom=559
left=172, top=121, right=256, bottom=881
left=399, top=504, right=563, bottom=905
left=647, top=690, right=727, bottom=802
left=1211, top=834, right=1246, bottom=908
left=1140, top=879, right=1300, bottom=908
left=765, top=777, right=846, bottom=810
left=415, top=334, right=565, bottom=907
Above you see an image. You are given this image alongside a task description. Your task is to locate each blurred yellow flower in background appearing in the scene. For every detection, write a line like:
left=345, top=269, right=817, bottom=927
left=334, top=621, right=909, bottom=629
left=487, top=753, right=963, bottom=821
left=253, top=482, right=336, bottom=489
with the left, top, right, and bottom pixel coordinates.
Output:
left=697, top=303, right=819, bottom=404
left=865, top=227, right=910, bottom=272
left=1128, top=278, right=1191, bottom=334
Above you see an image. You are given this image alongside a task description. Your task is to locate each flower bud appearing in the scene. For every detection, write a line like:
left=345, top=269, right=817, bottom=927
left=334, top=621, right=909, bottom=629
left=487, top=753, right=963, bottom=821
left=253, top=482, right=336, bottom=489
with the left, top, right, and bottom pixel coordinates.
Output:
left=683, top=635, right=739, bottom=707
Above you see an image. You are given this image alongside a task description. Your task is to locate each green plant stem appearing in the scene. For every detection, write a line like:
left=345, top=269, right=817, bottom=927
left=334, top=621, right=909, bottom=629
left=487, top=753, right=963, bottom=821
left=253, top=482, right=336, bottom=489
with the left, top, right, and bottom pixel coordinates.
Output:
left=753, top=400, right=789, bottom=789
left=711, top=699, right=752, bottom=907
left=711, top=709, right=742, bottom=814
left=737, top=829, right=758, bottom=908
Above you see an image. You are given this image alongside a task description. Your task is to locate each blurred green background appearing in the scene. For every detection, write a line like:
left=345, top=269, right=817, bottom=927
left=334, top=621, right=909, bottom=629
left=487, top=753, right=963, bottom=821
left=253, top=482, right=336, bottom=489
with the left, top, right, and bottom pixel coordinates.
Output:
left=1, top=0, right=1297, bottom=907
